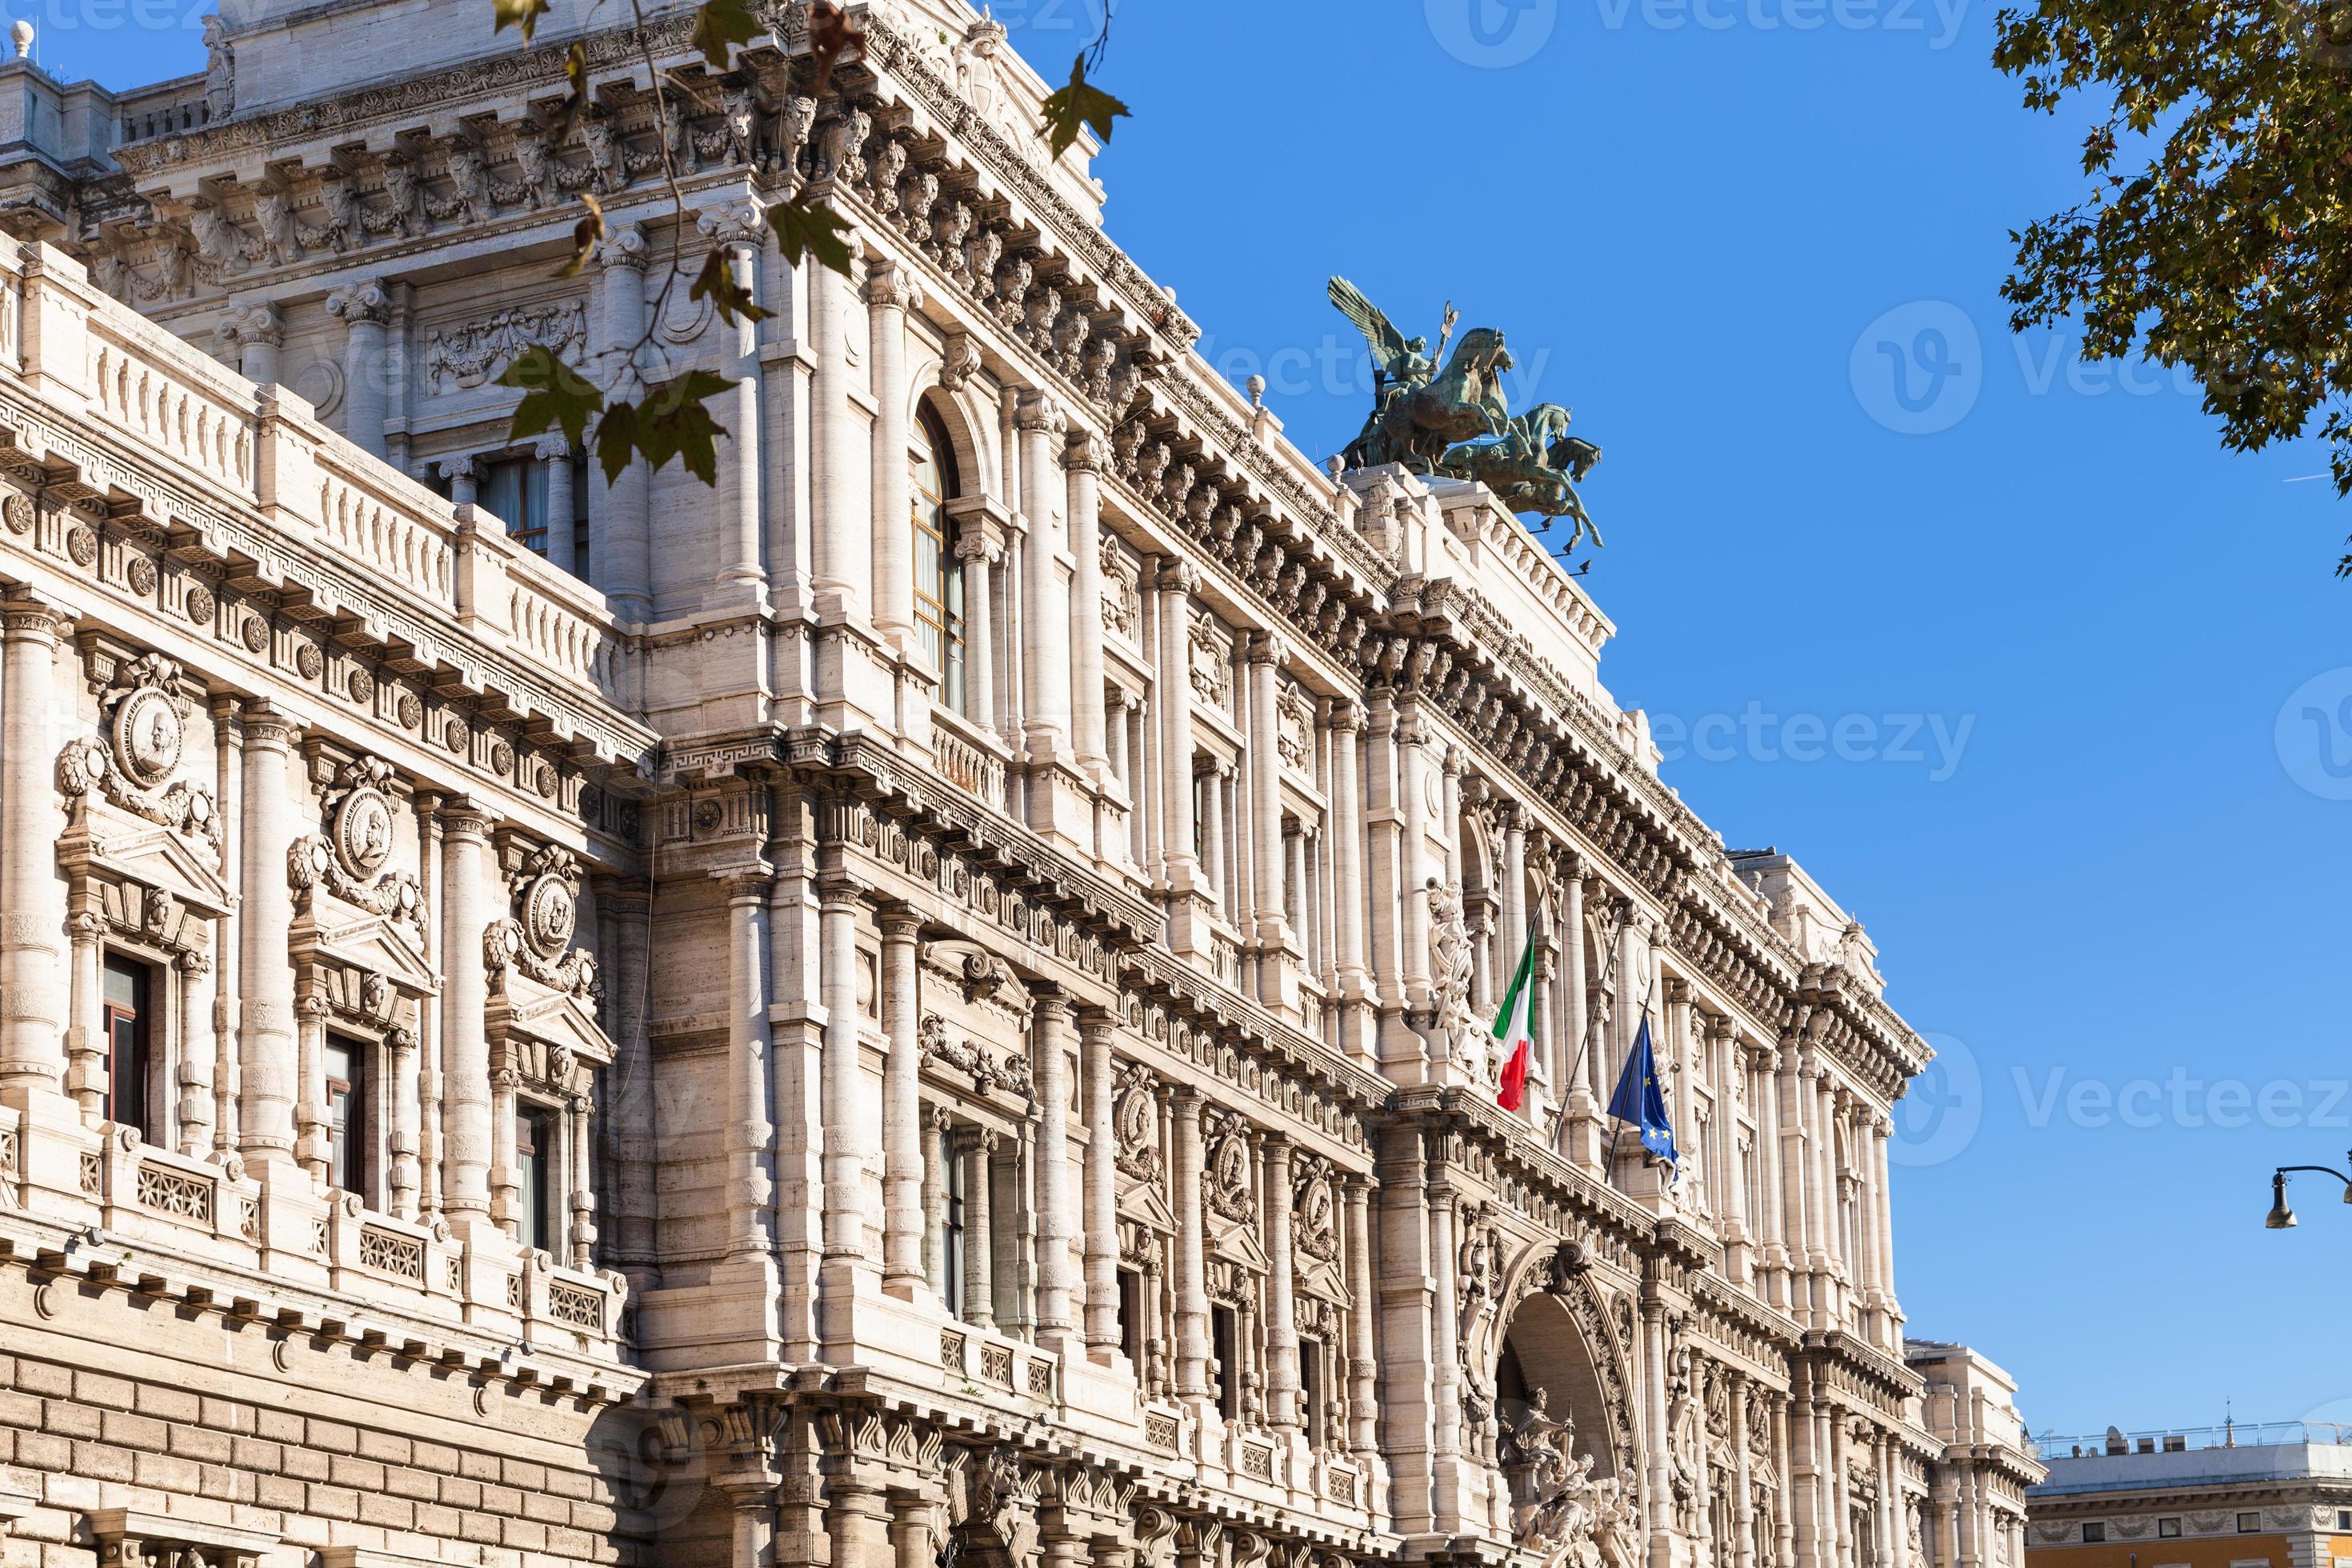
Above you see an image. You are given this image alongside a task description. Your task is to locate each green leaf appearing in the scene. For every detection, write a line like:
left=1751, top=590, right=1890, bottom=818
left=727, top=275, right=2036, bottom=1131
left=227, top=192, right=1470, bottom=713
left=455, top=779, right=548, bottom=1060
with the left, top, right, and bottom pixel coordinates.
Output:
left=490, top=0, right=552, bottom=43
left=594, top=399, right=642, bottom=487
left=637, top=370, right=734, bottom=486
left=690, top=0, right=760, bottom=71
left=765, top=197, right=854, bottom=277
left=498, top=344, right=603, bottom=452
left=1040, top=54, right=1129, bottom=159
left=691, top=247, right=771, bottom=327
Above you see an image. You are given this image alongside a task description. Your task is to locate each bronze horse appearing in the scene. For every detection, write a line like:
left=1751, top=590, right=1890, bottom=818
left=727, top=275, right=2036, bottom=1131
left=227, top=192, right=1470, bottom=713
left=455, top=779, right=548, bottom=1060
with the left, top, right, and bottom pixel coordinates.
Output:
left=1343, top=326, right=1515, bottom=472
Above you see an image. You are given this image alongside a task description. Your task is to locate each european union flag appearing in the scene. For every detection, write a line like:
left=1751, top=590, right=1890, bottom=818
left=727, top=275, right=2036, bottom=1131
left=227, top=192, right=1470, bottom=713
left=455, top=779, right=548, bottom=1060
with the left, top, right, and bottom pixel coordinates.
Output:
left=1606, top=1016, right=1679, bottom=1166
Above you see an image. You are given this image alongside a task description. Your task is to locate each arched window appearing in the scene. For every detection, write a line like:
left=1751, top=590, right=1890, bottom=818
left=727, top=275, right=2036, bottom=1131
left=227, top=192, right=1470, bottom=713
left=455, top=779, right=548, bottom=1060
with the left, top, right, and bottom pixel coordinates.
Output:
left=910, top=404, right=967, bottom=714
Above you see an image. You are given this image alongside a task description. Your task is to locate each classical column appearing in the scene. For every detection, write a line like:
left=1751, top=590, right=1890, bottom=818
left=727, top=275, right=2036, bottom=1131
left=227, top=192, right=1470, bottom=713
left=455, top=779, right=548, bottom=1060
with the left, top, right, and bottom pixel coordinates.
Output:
left=889, top=1494, right=934, bottom=1568
left=1198, top=758, right=1226, bottom=906
left=922, top=1106, right=950, bottom=1296
left=1560, top=862, right=1598, bottom=1162
left=880, top=910, right=926, bottom=1298
left=387, top=1022, right=420, bottom=1219
left=1017, top=392, right=1070, bottom=763
left=538, top=436, right=576, bottom=574
left=414, top=792, right=445, bottom=1219
left=295, top=994, right=330, bottom=1179
left=954, top=531, right=1002, bottom=730
left=724, top=874, right=775, bottom=1261
left=1155, top=562, right=1200, bottom=891
left=1066, top=431, right=1107, bottom=770
left=490, top=1066, right=520, bottom=1238
left=593, top=226, right=653, bottom=621
left=696, top=202, right=768, bottom=598
left=1263, top=1136, right=1300, bottom=1430
left=1328, top=702, right=1370, bottom=1034
left=818, top=878, right=866, bottom=1273
left=959, top=1127, right=998, bottom=1328
left=0, top=601, right=68, bottom=1104
left=1078, top=1008, right=1122, bottom=1360
left=1642, top=1295, right=1675, bottom=1568
left=1874, top=1115, right=1900, bottom=1318
left=1733, top=1373, right=1758, bottom=1568
left=1031, top=993, right=1077, bottom=1347
left=235, top=705, right=301, bottom=1163
left=438, top=803, right=495, bottom=1222
left=214, top=302, right=283, bottom=386
left=437, top=456, right=479, bottom=510
left=1343, top=1174, right=1378, bottom=1458
left=570, top=1091, right=596, bottom=1269
left=1665, top=981, right=1694, bottom=1198
left=175, top=950, right=216, bottom=1158
left=826, top=1484, right=886, bottom=1568
left=209, top=700, right=244, bottom=1153
left=65, top=899, right=101, bottom=1118
left=866, top=262, right=920, bottom=646
left=1246, top=633, right=1290, bottom=953
left=323, top=279, right=390, bottom=459
left=1502, top=810, right=1526, bottom=991
left=1171, top=1088, right=1210, bottom=1397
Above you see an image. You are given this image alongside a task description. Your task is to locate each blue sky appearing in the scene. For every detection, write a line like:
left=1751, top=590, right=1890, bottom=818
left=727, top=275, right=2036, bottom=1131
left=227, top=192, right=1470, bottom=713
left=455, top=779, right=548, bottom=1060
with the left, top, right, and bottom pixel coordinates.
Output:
left=42, top=0, right=2352, bottom=1442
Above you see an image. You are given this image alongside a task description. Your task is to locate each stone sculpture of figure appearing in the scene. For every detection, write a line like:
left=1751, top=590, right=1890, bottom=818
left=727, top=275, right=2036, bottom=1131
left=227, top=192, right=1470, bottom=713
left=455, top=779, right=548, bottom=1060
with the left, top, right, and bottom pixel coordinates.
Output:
left=1427, top=876, right=1479, bottom=1072
left=202, top=14, right=234, bottom=118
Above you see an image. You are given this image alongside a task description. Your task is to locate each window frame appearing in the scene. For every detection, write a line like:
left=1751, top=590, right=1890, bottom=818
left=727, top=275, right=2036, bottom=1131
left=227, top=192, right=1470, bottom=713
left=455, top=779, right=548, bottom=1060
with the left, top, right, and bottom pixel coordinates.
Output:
left=2239, top=1514, right=2264, bottom=1535
left=515, top=1097, right=559, bottom=1255
left=101, top=950, right=162, bottom=1142
left=321, top=1029, right=382, bottom=1207
left=909, top=402, right=967, bottom=714
left=2082, top=1524, right=2106, bottom=1544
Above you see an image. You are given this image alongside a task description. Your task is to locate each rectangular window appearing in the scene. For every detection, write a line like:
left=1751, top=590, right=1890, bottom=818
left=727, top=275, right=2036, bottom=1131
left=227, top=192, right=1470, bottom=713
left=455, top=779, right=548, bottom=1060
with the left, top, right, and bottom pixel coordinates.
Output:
left=1118, top=1267, right=1143, bottom=1368
left=1299, top=1334, right=1326, bottom=1449
left=943, top=1144, right=967, bottom=1319
left=2337, top=1513, right=2350, bottom=1533
left=2160, top=1520, right=2182, bottom=1539
left=1211, top=1305, right=1239, bottom=1421
left=479, top=457, right=550, bottom=557
left=518, top=1104, right=555, bottom=1254
left=2084, top=1524, right=2107, bottom=1544
left=2240, top=1515, right=2263, bottom=1535
left=322, top=1032, right=373, bottom=1204
left=102, top=954, right=155, bottom=1139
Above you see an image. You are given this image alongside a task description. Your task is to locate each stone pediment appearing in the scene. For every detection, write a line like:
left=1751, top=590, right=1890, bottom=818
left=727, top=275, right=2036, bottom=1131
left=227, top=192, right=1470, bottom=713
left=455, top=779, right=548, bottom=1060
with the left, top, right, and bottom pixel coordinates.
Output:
left=1207, top=1214, right=1269, bottom=1274
left=1117, top=1170, right=1176, bottom=1235
left=487, top=968, right=614, bottom=1070
left=290, top=906, right=437, bottom=998
left=58, top=820, right=232, bottom=918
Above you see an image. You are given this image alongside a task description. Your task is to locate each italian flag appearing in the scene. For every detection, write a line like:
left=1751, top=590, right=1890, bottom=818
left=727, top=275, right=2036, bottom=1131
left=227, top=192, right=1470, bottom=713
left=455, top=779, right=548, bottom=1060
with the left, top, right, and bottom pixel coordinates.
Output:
left=1492, top=928, right=1538, bottom=1112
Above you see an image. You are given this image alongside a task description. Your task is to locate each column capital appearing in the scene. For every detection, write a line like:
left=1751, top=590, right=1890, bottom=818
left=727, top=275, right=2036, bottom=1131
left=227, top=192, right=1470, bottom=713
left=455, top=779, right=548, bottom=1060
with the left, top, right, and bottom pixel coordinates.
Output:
left=1015, top=390, right=1066, bottom=436
left=534, top=434, right=572, bottom=462
left=1155, top=558, right=1198, bottom=596
left=214, top=300, right=283, bottom=351
left=1074, top=1005, right=1118, bottom=1042
left=1028, top=987, right=1071, bottom=1026
left=1325, top=696, right=1364, bottom=734
left=1061, top=429, right=1102, bottom=473
left=435, top=455, right=479, bottom=486
left=815, top=872, right=868, bottom=912
left=323, top=278, right=391, bottom=326
left=695, top=198, right=767, bottom=250
left=953, top=530, right=1002, bottom=566
left=595, top=224, right=650, bottom=271
left=878, top=906, right=923, bottom=941
left=1247, top=630, right=1289, bottom=667
left=440, top=797, right=497, bottom=841
left=0, top=594, right=71, bottom=642
left=239, top=701, right=301, bottom=750
left=862, top=259, right=922, bottom=311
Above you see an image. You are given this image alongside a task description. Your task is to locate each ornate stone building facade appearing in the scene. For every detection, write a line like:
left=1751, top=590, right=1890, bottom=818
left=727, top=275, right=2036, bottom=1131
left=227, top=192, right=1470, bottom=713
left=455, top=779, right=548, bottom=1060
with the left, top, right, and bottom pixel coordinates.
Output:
left=0, top=2, right=2038, bottom=1565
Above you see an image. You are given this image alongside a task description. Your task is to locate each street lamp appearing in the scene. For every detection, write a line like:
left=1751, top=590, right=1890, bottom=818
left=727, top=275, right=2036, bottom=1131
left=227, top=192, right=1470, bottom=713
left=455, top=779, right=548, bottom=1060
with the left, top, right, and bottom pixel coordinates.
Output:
left=2266, top=1155, right=2352, bottom=1230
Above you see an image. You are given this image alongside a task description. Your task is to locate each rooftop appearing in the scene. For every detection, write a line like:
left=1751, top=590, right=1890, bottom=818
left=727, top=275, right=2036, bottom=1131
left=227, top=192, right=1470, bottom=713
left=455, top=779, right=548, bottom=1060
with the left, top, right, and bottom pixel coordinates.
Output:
left=2030, top=1422, right=2352, bottom=1496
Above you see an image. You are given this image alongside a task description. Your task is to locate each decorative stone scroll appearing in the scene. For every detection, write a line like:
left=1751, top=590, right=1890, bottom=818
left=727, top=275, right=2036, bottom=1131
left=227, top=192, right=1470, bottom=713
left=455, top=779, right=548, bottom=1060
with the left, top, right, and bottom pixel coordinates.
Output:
left=425, top=301, right=587, bottom=391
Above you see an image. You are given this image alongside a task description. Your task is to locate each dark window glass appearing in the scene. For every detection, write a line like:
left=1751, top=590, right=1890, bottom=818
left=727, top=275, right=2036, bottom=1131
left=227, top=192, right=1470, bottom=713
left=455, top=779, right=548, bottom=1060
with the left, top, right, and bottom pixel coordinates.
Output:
left=1211, top=1305, right=1239, bottom=1421
left=943, top=1139, right=967, bottom=1318
left=1299, top=1333, right=1326, bottom=1448
left=518, top=1105, right=554, bottom=1254
left=323, top=1033, right=370, bottom=1202
left=102, top=954, right=154, bottom=1138
left=480, top=457, right=550, bottom=557
left=2240, top=1514, right=2262, bottom=1535
left=2082, top=1524, right=2105, bottom=1544
left=1118, top=1267, right=1142, bottom=1367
